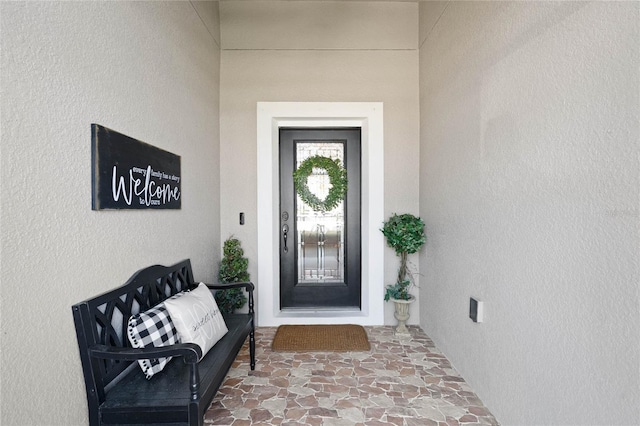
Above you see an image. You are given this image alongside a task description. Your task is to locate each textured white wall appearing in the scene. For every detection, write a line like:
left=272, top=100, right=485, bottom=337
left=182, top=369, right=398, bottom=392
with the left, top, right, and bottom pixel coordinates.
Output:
left=219, top=1, right=420, bottom=326
left=0, top=2, right=221, bottom=424
left=419, top=2, right=639, bottom=424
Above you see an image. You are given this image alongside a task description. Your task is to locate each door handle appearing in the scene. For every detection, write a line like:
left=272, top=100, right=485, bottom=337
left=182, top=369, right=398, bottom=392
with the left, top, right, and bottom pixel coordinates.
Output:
left=282, top=224, right=289, bottom=253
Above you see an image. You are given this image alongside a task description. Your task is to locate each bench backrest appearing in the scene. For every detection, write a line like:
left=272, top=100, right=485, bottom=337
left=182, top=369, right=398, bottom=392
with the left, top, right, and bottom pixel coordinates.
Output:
left=72, top=259, right=196, bottom=402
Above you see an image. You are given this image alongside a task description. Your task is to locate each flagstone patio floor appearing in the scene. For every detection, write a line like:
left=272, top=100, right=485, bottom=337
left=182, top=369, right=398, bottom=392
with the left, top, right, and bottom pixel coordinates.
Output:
left=205, top=326, right=499, bottom=426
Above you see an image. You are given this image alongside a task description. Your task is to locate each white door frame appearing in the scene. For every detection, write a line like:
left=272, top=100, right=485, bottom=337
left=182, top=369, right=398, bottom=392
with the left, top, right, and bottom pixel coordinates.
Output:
left=256, top=102, right=385, bottom=326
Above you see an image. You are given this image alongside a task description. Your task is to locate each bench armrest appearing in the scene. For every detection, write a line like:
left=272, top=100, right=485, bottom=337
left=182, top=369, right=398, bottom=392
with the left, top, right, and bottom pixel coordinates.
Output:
left=204, top=282, right=255, bottom=315
left=89, top=343, right=203, bottom=400
left=89, top=343, right=202, bottom=363
left=204, top=281, right=254, bottom=292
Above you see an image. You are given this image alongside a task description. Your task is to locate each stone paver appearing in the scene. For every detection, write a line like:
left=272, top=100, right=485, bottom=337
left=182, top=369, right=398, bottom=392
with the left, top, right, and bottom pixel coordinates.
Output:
left=206, top=326, right=499, bottom=426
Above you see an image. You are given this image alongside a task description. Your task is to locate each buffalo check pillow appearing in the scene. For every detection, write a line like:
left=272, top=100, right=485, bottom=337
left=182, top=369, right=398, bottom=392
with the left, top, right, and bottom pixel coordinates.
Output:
left=127, top=300, right=181, bottom=379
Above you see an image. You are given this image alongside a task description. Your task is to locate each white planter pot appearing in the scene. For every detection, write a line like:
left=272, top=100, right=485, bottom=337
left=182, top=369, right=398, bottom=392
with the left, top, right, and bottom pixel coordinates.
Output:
left=392, top=296, right=414, bottom=336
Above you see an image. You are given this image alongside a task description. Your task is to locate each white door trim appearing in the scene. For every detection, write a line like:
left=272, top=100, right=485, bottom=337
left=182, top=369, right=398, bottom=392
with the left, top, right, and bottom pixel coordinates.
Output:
left=256, top=102, right=385, bottom=326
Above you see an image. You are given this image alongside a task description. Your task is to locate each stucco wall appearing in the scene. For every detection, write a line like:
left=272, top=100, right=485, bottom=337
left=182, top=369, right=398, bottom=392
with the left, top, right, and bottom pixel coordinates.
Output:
left=219, top=1, right=420, bottom=325
left=0, top=2, right=221, bottom=424
left=418, top=2, right=639, bottom=424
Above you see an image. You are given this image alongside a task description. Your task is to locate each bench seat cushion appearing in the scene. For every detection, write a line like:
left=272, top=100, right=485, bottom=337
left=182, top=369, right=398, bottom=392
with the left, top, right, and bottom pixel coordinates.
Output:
left=100, top=314, right=252, bottom=424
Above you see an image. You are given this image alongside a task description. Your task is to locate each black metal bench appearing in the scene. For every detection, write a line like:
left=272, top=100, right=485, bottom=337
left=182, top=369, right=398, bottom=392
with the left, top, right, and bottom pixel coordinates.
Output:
left=72, top=259, right=255, bottom=426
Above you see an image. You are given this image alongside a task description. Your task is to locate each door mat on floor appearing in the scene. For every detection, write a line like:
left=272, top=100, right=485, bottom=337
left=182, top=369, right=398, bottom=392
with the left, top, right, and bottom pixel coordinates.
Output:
left=271, top=324, right=370, bottom=352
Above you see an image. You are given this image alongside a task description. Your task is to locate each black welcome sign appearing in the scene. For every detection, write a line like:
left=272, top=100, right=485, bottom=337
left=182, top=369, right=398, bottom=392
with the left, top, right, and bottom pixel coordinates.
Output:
left=92, top=124, right=181, bottom=210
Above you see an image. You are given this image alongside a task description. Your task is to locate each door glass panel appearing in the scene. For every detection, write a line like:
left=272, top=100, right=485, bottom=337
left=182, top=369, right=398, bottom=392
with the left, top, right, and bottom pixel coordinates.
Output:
left=296, top=142, right=344, bottom=284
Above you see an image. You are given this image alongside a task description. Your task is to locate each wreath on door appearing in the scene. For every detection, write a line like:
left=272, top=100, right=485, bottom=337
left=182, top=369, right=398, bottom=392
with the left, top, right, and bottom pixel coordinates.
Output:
left=293, top=155, right=348, bottom=212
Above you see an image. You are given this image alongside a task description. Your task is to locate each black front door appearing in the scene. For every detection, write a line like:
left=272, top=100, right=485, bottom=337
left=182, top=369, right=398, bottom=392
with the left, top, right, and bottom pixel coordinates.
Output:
left=279, top=128, right=361, bottom=309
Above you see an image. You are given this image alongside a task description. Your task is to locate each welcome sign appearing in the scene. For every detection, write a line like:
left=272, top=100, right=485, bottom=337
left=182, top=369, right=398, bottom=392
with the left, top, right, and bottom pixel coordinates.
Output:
left=91, top=124, right=181, bottom=210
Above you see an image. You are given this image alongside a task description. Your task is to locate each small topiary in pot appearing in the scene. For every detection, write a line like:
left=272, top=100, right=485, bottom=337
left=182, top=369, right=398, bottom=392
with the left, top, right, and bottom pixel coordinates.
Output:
left=215, top=237, right=249, bottom=314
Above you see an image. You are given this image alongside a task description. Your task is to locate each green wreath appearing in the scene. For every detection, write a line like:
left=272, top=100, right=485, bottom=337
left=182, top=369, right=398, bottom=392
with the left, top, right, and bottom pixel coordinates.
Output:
left=293, top=155, right=347, bottom=212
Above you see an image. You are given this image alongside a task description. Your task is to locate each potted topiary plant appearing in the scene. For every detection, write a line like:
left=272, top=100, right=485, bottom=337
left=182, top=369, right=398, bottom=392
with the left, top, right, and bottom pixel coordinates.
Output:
left=381, top=213, right=426, bottom=335
left=215, top=237, right=249, bottom=315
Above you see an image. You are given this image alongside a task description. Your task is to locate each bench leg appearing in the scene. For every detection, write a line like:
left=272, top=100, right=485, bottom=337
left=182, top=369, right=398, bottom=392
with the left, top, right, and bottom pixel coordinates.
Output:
left=250, top=329, right=256, bottom=370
